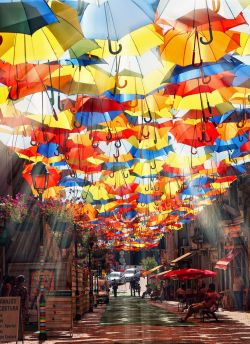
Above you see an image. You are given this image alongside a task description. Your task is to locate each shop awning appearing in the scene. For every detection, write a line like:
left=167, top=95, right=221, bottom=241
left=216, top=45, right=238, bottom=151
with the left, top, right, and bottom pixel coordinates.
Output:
left=214, top=249, right=241, bottom=270
left=142, top=265, right=163, bottom=277
left=150, top=270, right=172, bottom=279
left=171, top=252, right=195, bottom=264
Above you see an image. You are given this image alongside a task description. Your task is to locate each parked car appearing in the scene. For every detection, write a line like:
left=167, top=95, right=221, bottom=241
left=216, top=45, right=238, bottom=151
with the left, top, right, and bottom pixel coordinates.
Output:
left=106, top=271, right=126, bottom=285
left=124, top=268, right=140, bottom=282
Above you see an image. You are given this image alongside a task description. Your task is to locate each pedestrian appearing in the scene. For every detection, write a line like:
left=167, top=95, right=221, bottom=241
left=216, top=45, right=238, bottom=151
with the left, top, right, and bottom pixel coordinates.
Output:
left=0, top=275, right=15, bottom=296
left=112, top=280, right=118, bottom=297
left=233, top=271, right=244, bottom=311
left=136, top=283, right=141, bottom=297
left=11, top=275, right=29, bottom=339
left=130, top=278, right=135, bottom=296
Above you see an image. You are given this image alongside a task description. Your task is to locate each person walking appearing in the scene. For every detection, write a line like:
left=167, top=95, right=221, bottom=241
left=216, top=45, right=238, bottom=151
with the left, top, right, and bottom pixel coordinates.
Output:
left=112, top=280, right=118, bottom=297
left=0, top=275, right=15, bottom=296
left=130, top=278, right=135, bottom=296
left=233, top=271, right=244, bottom=311
left=11, top=275, right=29, bottom=339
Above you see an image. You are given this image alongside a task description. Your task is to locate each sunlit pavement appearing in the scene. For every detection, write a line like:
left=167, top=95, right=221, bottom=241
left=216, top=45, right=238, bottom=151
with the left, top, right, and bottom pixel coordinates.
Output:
left=20, top=288, right=250, bottom=344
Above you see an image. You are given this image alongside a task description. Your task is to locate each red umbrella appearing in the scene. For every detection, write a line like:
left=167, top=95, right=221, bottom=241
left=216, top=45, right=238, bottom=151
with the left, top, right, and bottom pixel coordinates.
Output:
left=170, top=121, right=218, bottom=148
left=164, top=72, right=234, bottom=97
left=74, top=96, right=126, bottom=113
left=162, top=268, right=216, bottom=280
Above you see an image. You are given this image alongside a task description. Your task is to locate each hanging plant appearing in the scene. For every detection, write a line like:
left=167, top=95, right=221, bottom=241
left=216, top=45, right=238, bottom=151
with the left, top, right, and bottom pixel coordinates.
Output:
left=42, top=199, right=73, bottom=231
left=0, top=194, right=30, bottom=224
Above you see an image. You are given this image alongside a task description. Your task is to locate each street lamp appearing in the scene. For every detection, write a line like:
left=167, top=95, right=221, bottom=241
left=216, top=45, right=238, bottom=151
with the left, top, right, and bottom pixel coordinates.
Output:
left=88, top=239, right=94, bottom=313
left=74, top=223, right=81, bottom=321
left=30, top=162, right=49, bottom=341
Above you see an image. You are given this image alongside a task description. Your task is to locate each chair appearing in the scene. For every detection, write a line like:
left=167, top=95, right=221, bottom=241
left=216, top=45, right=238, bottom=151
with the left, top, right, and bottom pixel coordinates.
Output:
left=177, top=295, right=187, bottom=311
left=200, top=302, right=219, bottom=322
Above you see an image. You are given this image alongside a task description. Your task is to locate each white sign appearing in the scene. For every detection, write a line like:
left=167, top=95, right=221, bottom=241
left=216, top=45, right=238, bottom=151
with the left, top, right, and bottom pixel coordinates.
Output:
left=0, top=297, right=20, bottom=343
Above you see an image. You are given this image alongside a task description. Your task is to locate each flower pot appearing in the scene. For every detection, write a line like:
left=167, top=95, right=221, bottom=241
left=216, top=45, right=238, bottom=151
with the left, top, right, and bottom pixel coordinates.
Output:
left=5, top=219, right=33, bottom=232
left=54, top=231, right=73, bottom=249
left=47, top=216, right=70, bottom=232
left=0, top=228, right=11, bottom=246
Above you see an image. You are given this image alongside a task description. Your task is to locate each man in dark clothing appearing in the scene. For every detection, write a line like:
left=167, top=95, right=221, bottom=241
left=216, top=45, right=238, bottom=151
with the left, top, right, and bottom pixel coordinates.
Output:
left=112, top=280, right=118, bottom=297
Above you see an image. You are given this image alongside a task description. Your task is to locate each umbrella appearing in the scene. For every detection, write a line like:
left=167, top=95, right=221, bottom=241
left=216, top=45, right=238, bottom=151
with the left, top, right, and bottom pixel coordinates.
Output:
left=160, top=9, right=246, bottom=32
left=91, top=24, right=164, bottom=58
left=0, top=1, right=96, bottom=64
left=170, top=121, right=218, bottom=148
left=162, top=268, right=216, bottom=280
left=0, top=0, right=58, bottom=34
left=82, top=0, right=155, bottom=40
left=157, top=0, right=246, bottom=21
left=160, top=28, right=240, bottom=66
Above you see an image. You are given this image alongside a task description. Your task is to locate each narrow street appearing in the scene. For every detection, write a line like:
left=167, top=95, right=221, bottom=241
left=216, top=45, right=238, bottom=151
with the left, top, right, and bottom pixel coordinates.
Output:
left=22, top=294, right=250, bottom=344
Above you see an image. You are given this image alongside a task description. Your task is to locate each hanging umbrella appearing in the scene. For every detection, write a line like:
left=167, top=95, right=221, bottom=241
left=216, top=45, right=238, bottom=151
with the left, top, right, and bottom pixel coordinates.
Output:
left=0, top=1, right=97, bottom=64
left=160, top=9, right=246, bottom=32
left=91, top=24, right=164, bottom=58
left=0, top=0, right=58, bottom=34
left=160, top=28, right=240, bottom=66
left=164, top=71, right=234, bottom=97
left=168, top=56, right=243, bottom=84
left=170, top=121, right=218, bottom=148
left=82, top=0, right=156, bottom=40
left=0, top=61, right=59, bottom=100
left=157, top=0, right=246, bottom=21
left=44, top=64, right=115, bottom=96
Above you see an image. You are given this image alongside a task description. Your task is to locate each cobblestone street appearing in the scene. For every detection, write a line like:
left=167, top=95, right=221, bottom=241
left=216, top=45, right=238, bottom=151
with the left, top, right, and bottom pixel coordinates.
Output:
left=20, top=295, right=250, bottom=344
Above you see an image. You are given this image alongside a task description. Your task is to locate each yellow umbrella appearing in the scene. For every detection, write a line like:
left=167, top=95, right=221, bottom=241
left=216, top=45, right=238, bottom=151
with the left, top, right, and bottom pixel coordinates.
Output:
left=165, top=151, right=211, bottom=168
left=132, top=159, right=165, bottom=176
left=91, top=24, right=163, bottom=58
left=45, top=65, right=115, bottom=95
left=83, top=184, right=113, bottom=201
left=172, top=90, right=231, bottom=110
left=160, top=29, right=240, bottom=66
left=128, top=125, right=171, bottom=150
left=101, top=170, right=135, bottom=186
left=217, top=121, right=250, bottom=140
left=126, top=92, right=173, bottom=119
left=236, top=32, right=250, bottom=55
left=0, top=86, right=10, bottom=104
left=27, top=110, right=74, bottom=130
left=0, top=1, right=97, bottom=64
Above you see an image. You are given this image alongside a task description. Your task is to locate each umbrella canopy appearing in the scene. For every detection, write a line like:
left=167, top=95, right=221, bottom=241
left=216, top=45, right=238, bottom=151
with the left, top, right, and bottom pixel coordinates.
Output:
left=162, top=268, right=216, bottom=280
left=0, top=0, right=58, bottom=34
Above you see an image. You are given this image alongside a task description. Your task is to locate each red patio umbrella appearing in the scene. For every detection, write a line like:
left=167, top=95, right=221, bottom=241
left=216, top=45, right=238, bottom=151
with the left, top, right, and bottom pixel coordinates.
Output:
left=161, top=268, right=216, bottom=280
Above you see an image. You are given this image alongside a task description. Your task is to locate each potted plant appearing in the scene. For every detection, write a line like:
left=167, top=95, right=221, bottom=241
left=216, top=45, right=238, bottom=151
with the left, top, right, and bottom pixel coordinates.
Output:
left=42, top=199, right=73, bottom=232
left=0, top=194, right=33, bottom=232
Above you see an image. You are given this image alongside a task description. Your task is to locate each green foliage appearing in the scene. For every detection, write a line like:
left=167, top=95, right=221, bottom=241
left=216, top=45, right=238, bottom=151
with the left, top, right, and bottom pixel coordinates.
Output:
left=140, top=256, right=158, bottom=271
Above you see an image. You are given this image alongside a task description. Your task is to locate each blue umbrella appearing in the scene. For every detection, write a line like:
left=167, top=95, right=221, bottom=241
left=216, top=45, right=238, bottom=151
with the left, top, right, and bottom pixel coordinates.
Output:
left=37, top=142, right=58, bottom=158
left=232, top=65, right=250, bottom=87
left=59, top=176, right=90, bottom=187
left=75, top=110, right=122, bottom=126
left=0, top=0, right=58, bottom=34
left=82, top=0, right=157, bottom=40
left=168, top=56, right=242, bottom=84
